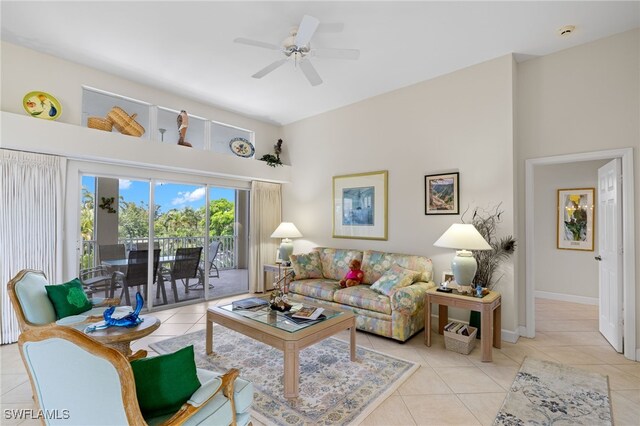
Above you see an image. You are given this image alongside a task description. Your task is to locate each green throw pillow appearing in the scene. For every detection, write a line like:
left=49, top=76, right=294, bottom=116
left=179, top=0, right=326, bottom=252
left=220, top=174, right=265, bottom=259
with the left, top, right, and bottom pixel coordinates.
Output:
left=131, top=345, right=201, bottom=419
left=370, top=264, right=420, bottom=296
left=45, top=278, right=92, bottom=319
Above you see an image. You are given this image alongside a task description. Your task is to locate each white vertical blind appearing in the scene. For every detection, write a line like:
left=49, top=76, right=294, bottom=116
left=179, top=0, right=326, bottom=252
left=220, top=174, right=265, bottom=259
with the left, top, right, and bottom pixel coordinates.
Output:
left=249, top=181, right=281, bottom=293
left=0, top=149, right=66, bottom=343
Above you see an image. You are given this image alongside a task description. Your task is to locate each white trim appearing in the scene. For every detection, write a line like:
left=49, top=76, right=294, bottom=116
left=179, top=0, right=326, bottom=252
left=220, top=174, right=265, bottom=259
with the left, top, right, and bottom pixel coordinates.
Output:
left=525, top=148, right=635, bottom=361
left=535, top=290, right=598, bottom=306
left=501, top=329, right=519, bottom=344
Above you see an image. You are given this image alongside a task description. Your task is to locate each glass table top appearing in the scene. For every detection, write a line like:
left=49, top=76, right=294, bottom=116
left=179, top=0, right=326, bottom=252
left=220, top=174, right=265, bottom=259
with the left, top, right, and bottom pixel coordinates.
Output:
left=219, top=298, right=343, bottom=333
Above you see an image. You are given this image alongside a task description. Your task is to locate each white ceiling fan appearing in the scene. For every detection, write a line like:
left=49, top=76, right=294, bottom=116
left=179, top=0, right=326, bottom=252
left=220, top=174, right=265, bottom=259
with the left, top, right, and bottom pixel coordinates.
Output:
left=234, top=15, right=360, bottom=86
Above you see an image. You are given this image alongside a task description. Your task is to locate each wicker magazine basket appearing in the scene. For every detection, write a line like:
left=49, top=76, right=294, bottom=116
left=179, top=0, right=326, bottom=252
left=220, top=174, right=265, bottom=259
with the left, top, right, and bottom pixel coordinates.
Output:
left=444, top=324, right=477, bottom=355
left=87, top=117, right=113, bottom=132
left=106, top=106, right=145, bottom=137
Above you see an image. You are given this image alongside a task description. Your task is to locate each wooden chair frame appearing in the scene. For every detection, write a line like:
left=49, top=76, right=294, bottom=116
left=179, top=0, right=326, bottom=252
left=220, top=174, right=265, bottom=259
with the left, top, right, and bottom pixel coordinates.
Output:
left=19, top=326, right=242, bottom=426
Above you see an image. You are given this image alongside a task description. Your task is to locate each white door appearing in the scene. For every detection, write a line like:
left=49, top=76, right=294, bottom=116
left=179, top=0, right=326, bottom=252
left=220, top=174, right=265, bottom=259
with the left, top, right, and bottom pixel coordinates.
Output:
left=597, top=159, right=623, bottom=352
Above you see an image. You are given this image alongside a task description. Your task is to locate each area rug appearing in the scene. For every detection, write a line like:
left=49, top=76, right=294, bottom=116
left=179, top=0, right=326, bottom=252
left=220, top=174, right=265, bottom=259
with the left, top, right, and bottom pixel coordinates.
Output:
left=494, top=357, right=612, bottom=425
left=151, top=328, right=418, bottom=426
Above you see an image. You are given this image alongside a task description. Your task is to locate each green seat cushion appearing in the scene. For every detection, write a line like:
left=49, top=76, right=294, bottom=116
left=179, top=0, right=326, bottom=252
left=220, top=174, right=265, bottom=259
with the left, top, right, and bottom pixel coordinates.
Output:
left=131, top=345, right=201, bottom=419
left=44, top=278, right=92, bottom=319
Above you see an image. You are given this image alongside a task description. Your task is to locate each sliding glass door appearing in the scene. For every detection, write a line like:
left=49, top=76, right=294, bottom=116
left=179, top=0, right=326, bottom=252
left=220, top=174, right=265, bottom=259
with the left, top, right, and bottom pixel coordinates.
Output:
left=79, top=173, right=249, bottom=310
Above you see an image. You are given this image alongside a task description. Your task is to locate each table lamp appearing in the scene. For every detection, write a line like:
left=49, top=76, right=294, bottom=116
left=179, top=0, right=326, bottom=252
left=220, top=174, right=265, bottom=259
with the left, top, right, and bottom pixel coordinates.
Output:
left=433, top=223, right=491, bottom=286
left=271, top=222, right=302, bottom=265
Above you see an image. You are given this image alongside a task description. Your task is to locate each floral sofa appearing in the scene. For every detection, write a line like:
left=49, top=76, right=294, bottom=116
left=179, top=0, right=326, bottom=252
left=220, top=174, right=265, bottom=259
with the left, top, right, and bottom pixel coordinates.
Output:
left=287, top=248, right=435, bottom=342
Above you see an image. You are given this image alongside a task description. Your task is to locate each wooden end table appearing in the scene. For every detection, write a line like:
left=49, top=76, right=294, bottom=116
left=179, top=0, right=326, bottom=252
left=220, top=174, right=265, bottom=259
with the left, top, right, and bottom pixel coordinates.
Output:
left=263, top=263, right=294, bottom=291
left=83, top=315, right=161, bottom=358
left=424, top=288, right=501, bottom=362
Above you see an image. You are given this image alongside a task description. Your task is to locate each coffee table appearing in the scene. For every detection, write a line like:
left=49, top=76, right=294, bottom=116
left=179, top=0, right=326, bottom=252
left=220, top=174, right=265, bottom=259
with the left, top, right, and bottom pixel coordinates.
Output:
left=206, top=300, right=356, bottom=399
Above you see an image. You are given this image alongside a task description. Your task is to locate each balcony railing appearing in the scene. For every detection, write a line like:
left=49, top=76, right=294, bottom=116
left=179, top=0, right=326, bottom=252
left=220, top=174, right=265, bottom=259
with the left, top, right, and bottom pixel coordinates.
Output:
left=80, top=235, right=237, bottom=271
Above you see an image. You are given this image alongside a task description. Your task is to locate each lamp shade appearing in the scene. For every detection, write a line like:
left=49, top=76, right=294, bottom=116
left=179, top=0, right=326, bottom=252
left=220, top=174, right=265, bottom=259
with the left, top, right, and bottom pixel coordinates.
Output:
left=433, top=224, right=491, bottom=250
left=270, top=222, right=302, bottom=239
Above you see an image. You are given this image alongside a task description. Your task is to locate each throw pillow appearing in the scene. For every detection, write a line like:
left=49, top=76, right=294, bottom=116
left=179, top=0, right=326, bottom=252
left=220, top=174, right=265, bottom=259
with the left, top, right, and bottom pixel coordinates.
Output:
left=289, top=251, right=323, bottom=279
left=131, top=345, right=201, bottom=419
left=44, top=278, right=92, bottom=319
left=370, top=264, right=421, bottom=296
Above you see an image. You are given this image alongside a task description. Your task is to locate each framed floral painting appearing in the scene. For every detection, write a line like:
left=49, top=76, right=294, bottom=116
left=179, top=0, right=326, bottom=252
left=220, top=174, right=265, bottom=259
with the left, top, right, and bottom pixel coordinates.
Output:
left=333, top=170, right=388, bottom=240
left=557, top=188, right=595, bottom=251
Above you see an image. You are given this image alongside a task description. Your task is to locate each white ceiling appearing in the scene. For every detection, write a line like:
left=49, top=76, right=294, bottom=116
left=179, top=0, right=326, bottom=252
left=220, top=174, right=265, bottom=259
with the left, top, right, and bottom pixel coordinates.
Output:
left=2, top=1, right=638, bottom=125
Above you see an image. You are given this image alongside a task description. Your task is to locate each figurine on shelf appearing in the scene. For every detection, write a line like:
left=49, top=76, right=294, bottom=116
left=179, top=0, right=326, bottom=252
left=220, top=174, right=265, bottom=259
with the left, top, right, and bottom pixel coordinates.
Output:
left=176, top=110, right=192, bottom=147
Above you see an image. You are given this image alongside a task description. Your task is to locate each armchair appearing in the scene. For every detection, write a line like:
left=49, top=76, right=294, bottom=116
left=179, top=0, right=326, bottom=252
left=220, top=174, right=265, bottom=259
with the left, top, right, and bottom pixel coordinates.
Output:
left=18, top=326, right=253, bottom=425
left=7, top=269, right=126, bottom=332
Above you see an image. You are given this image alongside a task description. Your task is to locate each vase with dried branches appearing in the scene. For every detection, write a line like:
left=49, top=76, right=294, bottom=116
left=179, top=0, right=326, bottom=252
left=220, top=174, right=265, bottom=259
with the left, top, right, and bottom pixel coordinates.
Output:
left=463, top=204, right=516, bottom=290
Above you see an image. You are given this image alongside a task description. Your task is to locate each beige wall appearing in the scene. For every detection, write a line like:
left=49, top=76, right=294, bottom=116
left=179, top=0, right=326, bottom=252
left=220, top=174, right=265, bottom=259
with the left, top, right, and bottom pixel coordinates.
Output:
left=533, top=160, right=609, bottom=299
left=1, top=41, right=282, bottom=160
left=516, top=29, right=639, bottom=339
left=282, top=55, right=517, bottom=335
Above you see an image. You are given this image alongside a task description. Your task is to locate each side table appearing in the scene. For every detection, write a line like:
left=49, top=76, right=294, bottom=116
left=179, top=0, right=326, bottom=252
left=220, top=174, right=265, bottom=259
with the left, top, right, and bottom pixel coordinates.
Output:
left=263, top=263, right=294, bottom=291
left=424, top=288, right=501, bottom=362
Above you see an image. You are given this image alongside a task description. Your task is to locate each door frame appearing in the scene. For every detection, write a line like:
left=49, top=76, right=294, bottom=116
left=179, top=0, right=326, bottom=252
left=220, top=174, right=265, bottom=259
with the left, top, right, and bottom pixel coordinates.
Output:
left=524, top=148, right=635, bottom=361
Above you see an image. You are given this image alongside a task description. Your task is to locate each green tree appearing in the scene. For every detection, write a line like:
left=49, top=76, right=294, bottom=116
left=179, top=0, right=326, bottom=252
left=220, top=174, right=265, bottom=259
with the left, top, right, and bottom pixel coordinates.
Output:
left=208, top=199, right=235, bottom=237
left=118, top=197, right=149, bottom=239
left=80, top=187, right=94, bottom=241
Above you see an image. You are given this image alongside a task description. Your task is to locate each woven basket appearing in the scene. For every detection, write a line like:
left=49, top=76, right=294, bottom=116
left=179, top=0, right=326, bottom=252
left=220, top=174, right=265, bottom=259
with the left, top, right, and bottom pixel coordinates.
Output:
left=87, top=117, right=113, bottom=132
left=106, top=106, right=145, bottom=137
left=444, top=325, right=477, bottom=355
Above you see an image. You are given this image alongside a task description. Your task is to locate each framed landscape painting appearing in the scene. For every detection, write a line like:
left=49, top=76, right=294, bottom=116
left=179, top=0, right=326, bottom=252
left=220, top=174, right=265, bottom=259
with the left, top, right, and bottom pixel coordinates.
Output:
left=333, top=170, right=388, bottom=240
left=425, top=172, right=459, bottom=215
left=557, top=188, right=595, bottom=251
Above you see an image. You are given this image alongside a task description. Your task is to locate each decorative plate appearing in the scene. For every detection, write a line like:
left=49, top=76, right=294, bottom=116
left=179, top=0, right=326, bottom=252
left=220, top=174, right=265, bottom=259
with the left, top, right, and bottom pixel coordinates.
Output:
left=23, top=91, right=62, bottom=120
left=229, top=137, right=255, bottom=158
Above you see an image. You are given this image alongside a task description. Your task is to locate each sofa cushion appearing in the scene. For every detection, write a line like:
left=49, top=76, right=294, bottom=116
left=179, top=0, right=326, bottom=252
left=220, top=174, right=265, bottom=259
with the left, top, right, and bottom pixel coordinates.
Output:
left=362, top=250, right=433, bottom=284
left=370, top=264, right=421, bottom=296
left=333, top=286, right=392, bottom=315
left=288, top=279, right=341, bottom=302
left=316, top=248, right=363, bottom=281
left=289, top=252, right=323, bottom=279
left=15, top=272, right=57, bottom=325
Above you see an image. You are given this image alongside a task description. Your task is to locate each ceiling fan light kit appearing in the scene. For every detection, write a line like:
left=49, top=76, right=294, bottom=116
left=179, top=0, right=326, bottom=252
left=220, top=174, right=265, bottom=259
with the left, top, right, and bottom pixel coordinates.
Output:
left=235, top=15, right=360, bottom=86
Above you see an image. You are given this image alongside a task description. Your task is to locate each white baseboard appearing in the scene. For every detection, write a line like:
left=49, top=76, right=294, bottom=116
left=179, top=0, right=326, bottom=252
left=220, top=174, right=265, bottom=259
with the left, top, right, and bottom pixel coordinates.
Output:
left=501, top=328, right=519, bottom=344
left=535, top=290, right=598, bottom=306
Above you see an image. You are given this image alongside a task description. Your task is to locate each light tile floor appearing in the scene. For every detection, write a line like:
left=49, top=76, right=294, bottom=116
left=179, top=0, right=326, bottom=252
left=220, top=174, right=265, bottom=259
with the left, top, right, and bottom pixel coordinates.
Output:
left=1, top=297, right=638, bottom=425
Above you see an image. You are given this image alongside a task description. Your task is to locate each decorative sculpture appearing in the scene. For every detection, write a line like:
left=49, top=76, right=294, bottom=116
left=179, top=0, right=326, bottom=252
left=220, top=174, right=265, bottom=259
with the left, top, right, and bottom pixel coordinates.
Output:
left=177, top=110, right=192, bottom=147
left=86, top=292, right=144, bottom=332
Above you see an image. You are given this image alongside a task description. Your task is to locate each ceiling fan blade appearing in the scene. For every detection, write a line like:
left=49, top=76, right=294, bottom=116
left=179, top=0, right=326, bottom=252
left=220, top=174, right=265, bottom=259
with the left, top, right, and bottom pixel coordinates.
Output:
left=252, top=59, right=288, bottom=79
left=294, top=15, right=320, bottom=47
left=234, top=37, right=281, bottom=51
left=299, top=59, right=323, bottom=86
left=312, top=48, right=360, bottom=60
left=317, top=22, right=344, bottom=33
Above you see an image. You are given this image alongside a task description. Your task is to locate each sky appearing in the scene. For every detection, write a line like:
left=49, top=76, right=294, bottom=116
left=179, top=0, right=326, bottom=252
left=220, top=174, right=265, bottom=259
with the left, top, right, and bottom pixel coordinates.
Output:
left=82, top=176, right=235, bottom=212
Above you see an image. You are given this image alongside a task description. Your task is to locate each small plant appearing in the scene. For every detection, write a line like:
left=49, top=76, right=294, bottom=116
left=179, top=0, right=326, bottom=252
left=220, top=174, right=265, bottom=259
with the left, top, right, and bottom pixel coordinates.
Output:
left=259, top=139, right=284, bottom=167
left=463, top=203, right=516, bottom=289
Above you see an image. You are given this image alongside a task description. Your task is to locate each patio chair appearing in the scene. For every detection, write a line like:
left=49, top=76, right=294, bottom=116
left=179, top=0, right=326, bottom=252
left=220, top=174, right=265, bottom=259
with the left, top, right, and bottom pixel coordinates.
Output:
left=98, top=243, right=125, bottom=265
left=19, top=325, right=253, bottom=426
left=79, top=265, right=114, bottom=298
left=208, top=240, right=221, bottom=279
left=158, top=247, right=204, bottom=304
left=136, top=241, right=160, bottom=251
left=113, top=249, right=160, bottom=306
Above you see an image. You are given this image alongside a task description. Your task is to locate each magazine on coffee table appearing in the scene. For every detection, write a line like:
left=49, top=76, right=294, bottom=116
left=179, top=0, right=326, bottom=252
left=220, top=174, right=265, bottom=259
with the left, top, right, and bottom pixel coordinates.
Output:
left=284, top=312, right=327, bottom=324
left=231, top=297, right=269, bottom=310
left=291, top=306, right=324, bottom=320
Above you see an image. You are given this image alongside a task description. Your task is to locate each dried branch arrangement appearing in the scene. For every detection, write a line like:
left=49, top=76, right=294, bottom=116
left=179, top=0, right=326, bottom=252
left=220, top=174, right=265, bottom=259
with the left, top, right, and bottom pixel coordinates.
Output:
left=463, top=204, right=516, bottom=289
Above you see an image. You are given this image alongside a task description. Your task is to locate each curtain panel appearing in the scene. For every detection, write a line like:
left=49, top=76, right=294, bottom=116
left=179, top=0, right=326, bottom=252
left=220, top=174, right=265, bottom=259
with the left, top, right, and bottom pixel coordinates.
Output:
left=0, top=149, right=66, bottom=344
left=249, top=181, right=281, bottom=293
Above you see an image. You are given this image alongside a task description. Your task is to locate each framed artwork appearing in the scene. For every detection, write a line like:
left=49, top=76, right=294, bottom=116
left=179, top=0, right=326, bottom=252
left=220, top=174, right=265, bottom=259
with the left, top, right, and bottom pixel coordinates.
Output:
left=425, top=172, right=459, bottom=215
left=557, top=188, right=595, bottom=251
left=441, top=271, right=454, bottom=286
left=333, top=170, right=388, bottom=240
